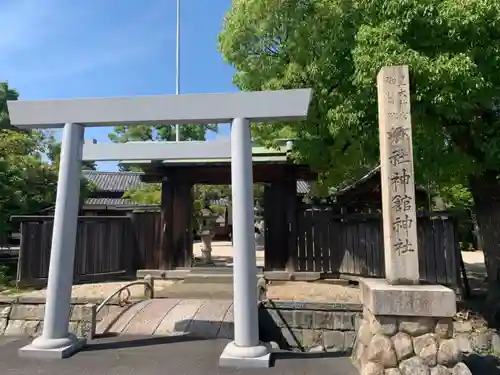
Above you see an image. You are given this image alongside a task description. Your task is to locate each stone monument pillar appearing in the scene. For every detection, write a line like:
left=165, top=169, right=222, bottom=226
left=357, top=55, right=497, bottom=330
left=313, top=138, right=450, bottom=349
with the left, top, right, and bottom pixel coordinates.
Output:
left=351, top=66, right=471, bottom=375
left=378, top=65, right=419, bottom=285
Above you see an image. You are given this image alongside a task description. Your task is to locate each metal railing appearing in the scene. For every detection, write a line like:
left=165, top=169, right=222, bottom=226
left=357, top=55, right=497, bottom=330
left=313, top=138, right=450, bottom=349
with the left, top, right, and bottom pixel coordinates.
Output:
left=96, top=277, right=154, bottom=315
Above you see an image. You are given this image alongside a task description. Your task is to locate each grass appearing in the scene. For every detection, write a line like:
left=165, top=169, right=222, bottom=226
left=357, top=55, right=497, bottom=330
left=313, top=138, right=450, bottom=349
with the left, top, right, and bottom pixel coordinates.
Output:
left=0, top=263, right=34, bottom=294
left=0, top=263, right=14, bottom=289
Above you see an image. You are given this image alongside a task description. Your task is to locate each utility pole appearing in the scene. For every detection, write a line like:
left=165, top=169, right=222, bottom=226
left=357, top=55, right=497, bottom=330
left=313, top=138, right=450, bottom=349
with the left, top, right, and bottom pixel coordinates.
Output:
left=175, top=0, right=181, bottom=142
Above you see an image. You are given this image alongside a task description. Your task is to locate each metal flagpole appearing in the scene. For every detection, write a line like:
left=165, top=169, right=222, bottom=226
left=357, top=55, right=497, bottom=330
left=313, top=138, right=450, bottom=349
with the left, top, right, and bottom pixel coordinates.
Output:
left=175, top=0, right=181, bottom=142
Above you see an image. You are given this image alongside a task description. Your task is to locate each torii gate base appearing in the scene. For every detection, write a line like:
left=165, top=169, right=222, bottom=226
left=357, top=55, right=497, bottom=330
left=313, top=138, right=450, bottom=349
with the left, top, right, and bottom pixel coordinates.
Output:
left=7, top=89, right=312, bottom=367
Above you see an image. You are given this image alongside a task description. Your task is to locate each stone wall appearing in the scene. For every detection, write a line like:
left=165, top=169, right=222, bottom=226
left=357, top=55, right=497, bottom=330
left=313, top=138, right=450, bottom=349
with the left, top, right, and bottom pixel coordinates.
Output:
left=258, top=301, right=362, bottom=353
left=0, top=297, right=119, bottom=338
left=353, top=307, right=474, bottom=375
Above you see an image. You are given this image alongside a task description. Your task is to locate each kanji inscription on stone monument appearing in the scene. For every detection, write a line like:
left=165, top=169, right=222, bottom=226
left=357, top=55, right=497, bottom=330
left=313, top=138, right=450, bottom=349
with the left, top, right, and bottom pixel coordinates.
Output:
left=377, top=65, right=419, bottom=284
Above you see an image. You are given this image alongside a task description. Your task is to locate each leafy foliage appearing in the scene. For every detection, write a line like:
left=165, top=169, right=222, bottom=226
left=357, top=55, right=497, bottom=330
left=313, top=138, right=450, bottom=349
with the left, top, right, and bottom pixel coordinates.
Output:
left=0, top=83, right=57, bottom=238
left=219, top=0, right=500, bottom=187
left=0, top=129, right=59, bottom=237
left=44, top=133, right=97, bottom=171
left=108, top=124, right=218, bottom=171
left=0, top=83, right=96, bottom=240
left=438, top=184, right=474, bottom=210
left=123, top=184, right=230, bottom=208
left=108, top=124, right=218, bottom=143
left=219, top=0, right=500, bottom=292
left=122, top=184, right=161, bottom=205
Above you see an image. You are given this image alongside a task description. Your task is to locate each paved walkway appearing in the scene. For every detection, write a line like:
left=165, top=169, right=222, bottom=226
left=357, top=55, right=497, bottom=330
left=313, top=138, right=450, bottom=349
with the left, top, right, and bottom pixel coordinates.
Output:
left=98, top=299, right=235, bottom=338
left=0, top=336, right=358, bottom=375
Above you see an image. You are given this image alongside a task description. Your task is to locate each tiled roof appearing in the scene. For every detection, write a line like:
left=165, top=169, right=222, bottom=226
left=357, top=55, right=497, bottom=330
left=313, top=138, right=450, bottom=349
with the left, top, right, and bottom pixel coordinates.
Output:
left=84, top=197, right=138, bottom=206
left=82, top=170, right=144, bottom=192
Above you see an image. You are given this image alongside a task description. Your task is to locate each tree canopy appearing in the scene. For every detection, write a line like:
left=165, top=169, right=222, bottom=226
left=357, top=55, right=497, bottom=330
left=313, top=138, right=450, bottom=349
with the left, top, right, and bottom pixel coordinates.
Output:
left=108, top=124, right=218, bottom=171
left=0, top=83, right=95, bottom=240
left=219, top=0, right=500, bottom=187
left=219, top=0, right=500, bottom=292
left=43, top=132, right=97, bottom=171
left=108, top=124, right=218, bottom=143
left=0, top=83, right=58, bottom=238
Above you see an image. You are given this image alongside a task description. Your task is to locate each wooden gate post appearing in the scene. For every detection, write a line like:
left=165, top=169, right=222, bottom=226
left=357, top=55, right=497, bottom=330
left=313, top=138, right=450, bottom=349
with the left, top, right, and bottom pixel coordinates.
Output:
left=284, top=170, right=298, bottom=272
left=159, top=179, right=175, bottom=269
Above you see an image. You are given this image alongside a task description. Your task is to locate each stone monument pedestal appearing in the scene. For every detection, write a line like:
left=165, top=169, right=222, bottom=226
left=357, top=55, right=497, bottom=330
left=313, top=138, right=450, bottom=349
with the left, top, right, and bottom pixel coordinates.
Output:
left=352, top=279, right=471, bottom=375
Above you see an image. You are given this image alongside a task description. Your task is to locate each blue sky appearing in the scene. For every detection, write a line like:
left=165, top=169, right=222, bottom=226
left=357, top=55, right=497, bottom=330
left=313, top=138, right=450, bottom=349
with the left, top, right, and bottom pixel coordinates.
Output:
left=0, top=0, right=236, bottom=170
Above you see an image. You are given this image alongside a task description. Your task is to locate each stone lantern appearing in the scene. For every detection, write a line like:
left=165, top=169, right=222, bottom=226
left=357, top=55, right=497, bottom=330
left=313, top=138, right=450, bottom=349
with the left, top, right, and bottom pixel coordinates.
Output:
left=198, top=204, right=218, bottom=264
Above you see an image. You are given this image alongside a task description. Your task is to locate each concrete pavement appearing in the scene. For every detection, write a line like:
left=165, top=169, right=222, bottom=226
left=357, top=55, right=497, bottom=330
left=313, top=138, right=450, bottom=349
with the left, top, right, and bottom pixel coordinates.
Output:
left=0, top=335, right=358, bottom=375
left=97, top=299, right=236, bottom=338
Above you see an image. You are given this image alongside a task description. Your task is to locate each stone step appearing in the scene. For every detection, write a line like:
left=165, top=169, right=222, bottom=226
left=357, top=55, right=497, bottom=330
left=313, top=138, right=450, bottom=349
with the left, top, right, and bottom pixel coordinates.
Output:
left=189, top=267, right=233, bottom=275
left=183, top=274, right=234, bottom=284
left=183, top=272, right=267, bottom=284
left=189, top=266, right=264, bottom=275
left=154, top=283, right=234, bottom=299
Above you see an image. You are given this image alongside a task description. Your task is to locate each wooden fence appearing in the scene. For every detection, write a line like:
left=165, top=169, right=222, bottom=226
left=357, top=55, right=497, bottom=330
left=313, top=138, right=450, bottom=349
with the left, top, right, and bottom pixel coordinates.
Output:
left=14, top=208, right=461, bottom=288
left=294, top=208, right=460, bottom=287
left=13, top=212, right=161, bottom=287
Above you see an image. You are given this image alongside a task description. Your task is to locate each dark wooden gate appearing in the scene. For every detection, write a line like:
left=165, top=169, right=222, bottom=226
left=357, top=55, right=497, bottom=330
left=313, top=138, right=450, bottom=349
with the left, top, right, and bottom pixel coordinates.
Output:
left=263, top=179, right=297, bottom=270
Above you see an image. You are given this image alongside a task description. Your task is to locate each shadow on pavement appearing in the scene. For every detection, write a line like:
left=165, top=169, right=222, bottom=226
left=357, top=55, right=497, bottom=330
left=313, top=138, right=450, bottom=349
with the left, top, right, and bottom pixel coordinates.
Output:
left=273, top=351, right=350, bottom=360
left=83, top=334, right=207, bottom=352
left=272, top=350, right=351, bottom=367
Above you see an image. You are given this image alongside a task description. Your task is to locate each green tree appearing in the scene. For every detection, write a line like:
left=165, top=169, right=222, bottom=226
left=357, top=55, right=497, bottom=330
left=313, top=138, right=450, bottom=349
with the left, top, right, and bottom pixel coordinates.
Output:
left=0, top=82, right=17, bottom=128
left=0, top=83, right=95, bottom=240
left=438, top=184, right=474, bottom=211
left=123, top=184, right=231, bottom=208
left=0, top=83, right=59, bottom=238
left=0, top=129, right=60, bottom=236
left=43, top=134, right=97, bottom=170
left=108, top=124, right=218, bottom=171
left=219, top=0, right=500, bottom=296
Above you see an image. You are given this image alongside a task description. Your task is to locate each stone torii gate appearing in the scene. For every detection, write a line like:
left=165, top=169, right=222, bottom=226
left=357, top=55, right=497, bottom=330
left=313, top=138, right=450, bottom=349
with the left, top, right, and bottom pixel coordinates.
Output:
left=7, top=89, right=312, bottom=367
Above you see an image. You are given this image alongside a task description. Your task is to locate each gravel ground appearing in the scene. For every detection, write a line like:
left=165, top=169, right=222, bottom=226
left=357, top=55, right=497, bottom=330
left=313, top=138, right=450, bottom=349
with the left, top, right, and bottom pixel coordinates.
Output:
left=7, top=280, right=360, bottom=304
left=267, top=282, right=360, bottom=303
left=7, top=280, right=176, bottom=300
left=461, top=250, right=485, bottom=267
left=193, top=241, right=265, bottom=267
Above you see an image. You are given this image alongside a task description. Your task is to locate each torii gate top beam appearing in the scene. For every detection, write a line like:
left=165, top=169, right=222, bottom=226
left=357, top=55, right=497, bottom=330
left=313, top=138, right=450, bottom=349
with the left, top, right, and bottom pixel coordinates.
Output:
left=7, top=89, right=312, bottom=129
